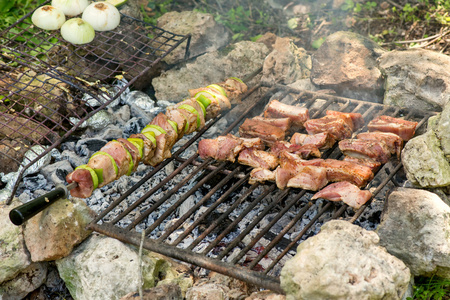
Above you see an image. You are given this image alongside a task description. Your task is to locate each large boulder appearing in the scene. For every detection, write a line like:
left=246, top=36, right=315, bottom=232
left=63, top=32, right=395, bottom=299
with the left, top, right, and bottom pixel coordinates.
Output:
left=0, top=200, right=31, bottom=284
left=157, top=11, right=231, bottom=65
left=377, top=188, right=450, bottom=278
left=56, top=234, right=189, bottom=300
left=280, top=220, right=410, bottom=300
left=311, top=31, right=386, bottom=102
left=152, top=41, right=270, bottom=101
left=261, top=37, right=311, bottom=85
left=0, top=262, right=47, bottom=299
left=402, top=115, right=450, bottom=188
left=23, top=198, right=96, bottom=262
left=378, top=49, right=450, bottom=111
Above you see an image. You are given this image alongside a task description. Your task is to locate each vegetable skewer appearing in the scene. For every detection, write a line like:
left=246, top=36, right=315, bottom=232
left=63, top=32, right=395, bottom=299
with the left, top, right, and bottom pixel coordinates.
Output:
left=65, top=77, right=248, bottom=198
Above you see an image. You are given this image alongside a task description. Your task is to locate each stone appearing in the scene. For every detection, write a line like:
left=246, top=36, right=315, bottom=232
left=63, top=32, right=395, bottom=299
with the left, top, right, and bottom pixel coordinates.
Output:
left=0, top=262, right=47, bottom=300
left=436, top=103, right=450, bottom=158
left=377, top=188, right=450, bottom=278
left=402, top=116, right=450, bottom=188
left=0, top=200, right=31, bottom=284
left=23, top=198, right=96, bottom=262
left=40, top=160, right=73, bottom=185
left=56, top=234, right=181, bottom=300
left=186, top=282, right=229, bottom=300
left=256, top=32, right=278, bottom=51
left=245, top=290, right=286, bottom=300
left=280, top=220, right=411, bottom=300
left=120, top=284, right=182, bottom=300
left=261, top=37, right=311, bottom=85
left=311, top=31, right=386, bottom=102
left=153, top=41, right=270, bottom=101
left=157, top=11, right=231, bottom=65
left=378, top=48, right=450, bottom=111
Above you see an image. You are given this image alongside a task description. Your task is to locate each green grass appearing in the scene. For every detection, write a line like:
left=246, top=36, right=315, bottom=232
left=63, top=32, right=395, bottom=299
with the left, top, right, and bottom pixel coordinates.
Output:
left=409, top=276, right=450, bottom=300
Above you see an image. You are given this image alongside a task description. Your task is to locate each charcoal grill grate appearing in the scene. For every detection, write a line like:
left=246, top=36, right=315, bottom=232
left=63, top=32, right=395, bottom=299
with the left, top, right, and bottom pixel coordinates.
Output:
left=0, top=0, right=190, bottom=203
left=88, top=83, right=434, bottom=293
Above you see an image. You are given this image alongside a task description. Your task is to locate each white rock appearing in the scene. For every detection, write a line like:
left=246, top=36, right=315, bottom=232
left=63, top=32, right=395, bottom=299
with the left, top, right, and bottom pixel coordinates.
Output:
left=280, top=220, right=411, bottom=300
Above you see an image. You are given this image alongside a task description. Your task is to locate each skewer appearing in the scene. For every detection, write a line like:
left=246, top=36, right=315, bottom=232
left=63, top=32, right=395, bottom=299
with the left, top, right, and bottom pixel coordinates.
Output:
left=9, top=73, right=258, bottom=226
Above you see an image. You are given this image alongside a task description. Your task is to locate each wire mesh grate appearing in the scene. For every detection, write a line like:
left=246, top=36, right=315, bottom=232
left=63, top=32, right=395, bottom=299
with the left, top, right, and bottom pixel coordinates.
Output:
left=87, top=83, right=435, bottom=292
left=0, top=1, right=190, bottom=202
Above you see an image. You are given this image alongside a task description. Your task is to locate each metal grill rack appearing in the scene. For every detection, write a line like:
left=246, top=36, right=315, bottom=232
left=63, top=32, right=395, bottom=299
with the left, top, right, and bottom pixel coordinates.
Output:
left=87, top=83, right=435, bottom=293
left=0, top=1, right=190, bottom=203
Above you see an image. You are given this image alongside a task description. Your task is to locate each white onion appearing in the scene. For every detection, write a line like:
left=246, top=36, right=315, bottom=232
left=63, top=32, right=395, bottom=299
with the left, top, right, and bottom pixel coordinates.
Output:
left=31, top=5, right=66, bottom=30
left=60, top=18, right=95, bottom=44
left=51, top=0, right=89, bottom=17
left=82, top=2, right=120, bottom=31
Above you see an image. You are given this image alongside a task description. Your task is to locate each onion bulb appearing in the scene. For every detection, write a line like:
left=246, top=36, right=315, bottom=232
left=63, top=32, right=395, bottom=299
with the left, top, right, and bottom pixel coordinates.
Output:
left=31, top=5, right=66, bottom=30
left=82, top=2, right=120, bottom=31
left=51, top=0, right=89, bottom=17
left=60, top=18, right=95, bottom=44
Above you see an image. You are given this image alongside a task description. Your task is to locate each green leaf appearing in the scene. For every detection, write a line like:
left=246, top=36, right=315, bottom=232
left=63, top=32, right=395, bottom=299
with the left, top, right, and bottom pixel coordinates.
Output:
left=287, top=18, right=298, bottom=30
left=0, top=0, right=15, bottom=13
left=311, top=37, right=326, bottom=49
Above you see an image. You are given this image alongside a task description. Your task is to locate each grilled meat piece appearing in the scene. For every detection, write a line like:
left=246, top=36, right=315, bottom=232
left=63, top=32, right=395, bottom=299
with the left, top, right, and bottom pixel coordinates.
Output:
left=339, top=139, right=391, bottom=164
left=368, top=115, right=418, bottom=141
left=264, top=99, right=309, bottom=128
left=279, top=151, right=324, bottom=171
left=198, top=134, right=244, bottom=162
left=271, top=141, right=321, bottom=159
left=317, top=159, right=374, bottom=188
left=219, top=77, right=248, bottom=103
left=100, top=140, right=132, bottom=177
left=311, top=181, right=372, bottom=209
left=304, top=115, right=353, bottom=141
left=239, top=118, right=285, bottom=146
left=128, top=133, right=156, bottom=165
left=357, top=131, right=403, bottom=158
left=342, top=156, right=381, bottom=173
left=86, top=153, right=117, bottom=188
left=216, top=135, right=244, bottom=162
left=326, top=110, right=365, bottom=130
left=66, top=168, right=95, bottom=198
left=275, top=166, right=294, bottom=190
left=275, top=152, right=324, bottom=189
left=240, top=137, right=265, bottom=150
left=252, top=116, right=291, bottom=132
left=117, top=138, right=141, bottom=172
left=290, top=132, right=336, bottom=150
left=238, top=148, right=279, bottom=170
left=286, top=166, right=328, bottom=191
left=249, top=168, right=275, bottom=184
left=165, top=109, right=188, bottom=139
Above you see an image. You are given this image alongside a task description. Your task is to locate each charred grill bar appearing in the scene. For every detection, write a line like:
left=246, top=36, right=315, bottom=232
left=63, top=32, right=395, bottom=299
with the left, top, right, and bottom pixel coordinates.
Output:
left=88, top=83, right=433, bottom=292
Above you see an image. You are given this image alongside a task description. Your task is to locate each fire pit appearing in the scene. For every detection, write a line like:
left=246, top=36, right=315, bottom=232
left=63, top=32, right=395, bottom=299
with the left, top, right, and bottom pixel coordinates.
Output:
left=85, top=82, right=434, bottom=293
left=0, top=1, right=190, bottom=204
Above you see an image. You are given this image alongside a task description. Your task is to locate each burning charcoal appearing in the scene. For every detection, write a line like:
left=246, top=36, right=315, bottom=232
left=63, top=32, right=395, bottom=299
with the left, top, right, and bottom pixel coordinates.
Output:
left=60, top=150, right=87, bottom=168
left=121, top=90, right=155, bottom=111
left=75, top=138, right=108, bottom=156
left=123, top=117, right=148, bottom=137
left=128, top=105, right=153, bottom=125
left=113, top=105, right=131, bottom=125
left=40, top=160, right=73, bottom=185
left=23, top=174, right=47, bottom=190
left=97, top=125, right=123, bottom=141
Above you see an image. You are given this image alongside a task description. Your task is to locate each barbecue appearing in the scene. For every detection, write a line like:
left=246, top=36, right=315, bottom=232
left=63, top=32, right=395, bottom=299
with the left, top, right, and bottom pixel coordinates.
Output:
left=5, top=80, right=435, bottom=293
